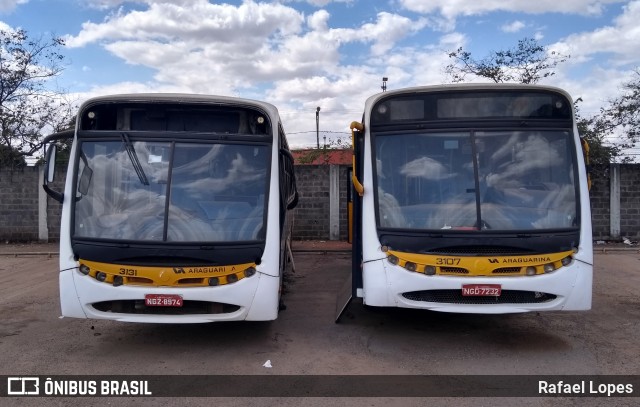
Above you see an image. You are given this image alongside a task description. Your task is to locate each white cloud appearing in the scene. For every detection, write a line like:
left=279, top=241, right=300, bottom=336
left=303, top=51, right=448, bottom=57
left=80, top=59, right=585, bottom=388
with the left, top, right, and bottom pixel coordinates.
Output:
left=64, top=2, right=430, bottom=86
left=549, top=0, right=640, bottom=67
left=0, top=0, right=27, bottom=13
left=501, top=20, right=526, bottom=33
left=0, top=20, right=13, bottom=31
left=283, top=0, right=355, bottom=6
left=399, top=0, right=625, bottom=18
left=361, top=12, right=429, bottom=56
left=56, top=0, right=640, bottom=155
left=307, top=9, right=330, bottom=31
left=84, top=0, right=127, bottom=10
left=63, top=1, right=431, bottom=147
left=66, top=1, right=304, bottom=48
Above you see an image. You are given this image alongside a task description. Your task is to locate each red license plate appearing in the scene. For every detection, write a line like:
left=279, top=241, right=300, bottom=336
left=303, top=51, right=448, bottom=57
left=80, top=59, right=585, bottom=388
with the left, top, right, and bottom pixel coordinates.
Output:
left=461, top=284, right=501, bottom=297
left=144, top=294, right=183, bottom=307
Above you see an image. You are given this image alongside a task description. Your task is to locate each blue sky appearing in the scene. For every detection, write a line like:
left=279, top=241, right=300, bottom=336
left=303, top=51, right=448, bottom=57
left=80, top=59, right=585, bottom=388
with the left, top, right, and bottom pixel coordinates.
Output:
left=1, top=0, right=639, bottom=152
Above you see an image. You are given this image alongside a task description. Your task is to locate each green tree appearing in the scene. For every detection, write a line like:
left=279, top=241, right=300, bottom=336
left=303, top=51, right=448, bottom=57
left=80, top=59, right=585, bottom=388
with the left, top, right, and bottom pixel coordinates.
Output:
left=574, top=99, right=632, bottom=181
left=0, top=143, right=26, bottom=167
left=602, top=69, right=640, bottom=149
left=445, top=37, right=633, bottom=170
left=0, top=28, right=73, bottom=164
left=445, top=37, right=568, bottom=84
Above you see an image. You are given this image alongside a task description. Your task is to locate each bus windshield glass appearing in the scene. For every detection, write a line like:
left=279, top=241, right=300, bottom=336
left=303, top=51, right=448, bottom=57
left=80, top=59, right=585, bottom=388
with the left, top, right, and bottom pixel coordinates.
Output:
left=74, top=140, right=269, bottom=242
left=374, top=130, right=578, bottom=231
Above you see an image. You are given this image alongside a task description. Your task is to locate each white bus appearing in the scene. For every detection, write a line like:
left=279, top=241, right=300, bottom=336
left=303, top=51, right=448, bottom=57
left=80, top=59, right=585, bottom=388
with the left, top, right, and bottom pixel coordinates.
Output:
left=43, top=94, right=297, bottom=323
left=337, top=84, right=592, bottom=320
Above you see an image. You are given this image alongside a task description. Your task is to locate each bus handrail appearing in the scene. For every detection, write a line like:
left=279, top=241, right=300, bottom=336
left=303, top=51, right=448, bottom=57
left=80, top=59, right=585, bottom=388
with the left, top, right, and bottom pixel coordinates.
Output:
left=350, top=121, right=364, bottom=197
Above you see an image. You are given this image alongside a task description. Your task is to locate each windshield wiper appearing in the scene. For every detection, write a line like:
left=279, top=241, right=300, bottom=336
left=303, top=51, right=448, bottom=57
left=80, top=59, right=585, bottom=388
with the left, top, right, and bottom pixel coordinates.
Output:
left=121, top=133, right=149, bottom=186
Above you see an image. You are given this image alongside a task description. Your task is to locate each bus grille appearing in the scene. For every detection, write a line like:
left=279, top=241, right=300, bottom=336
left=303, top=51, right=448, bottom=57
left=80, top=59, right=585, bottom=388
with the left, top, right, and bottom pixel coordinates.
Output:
left=92, top=300, right=241, bottom=315
left=402, top=290, right=556, bottom=304
left=492, top=267, right=521, bottom=274
left=440, top=267, right=469, bottom=274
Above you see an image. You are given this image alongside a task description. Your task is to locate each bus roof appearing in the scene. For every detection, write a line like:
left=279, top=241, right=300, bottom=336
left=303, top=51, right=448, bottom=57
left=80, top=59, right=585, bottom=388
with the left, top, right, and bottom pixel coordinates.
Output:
left=78, top=93, right=280, bottom=117
left=364, top=83, right=573, bottom=108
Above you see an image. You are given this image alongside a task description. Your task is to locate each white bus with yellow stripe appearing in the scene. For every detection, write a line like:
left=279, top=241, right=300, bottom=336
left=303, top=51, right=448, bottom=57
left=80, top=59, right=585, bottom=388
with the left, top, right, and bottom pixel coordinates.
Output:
left=43, top=94, right=297, bottom=323
left=337, top=84, right=592, bottom=319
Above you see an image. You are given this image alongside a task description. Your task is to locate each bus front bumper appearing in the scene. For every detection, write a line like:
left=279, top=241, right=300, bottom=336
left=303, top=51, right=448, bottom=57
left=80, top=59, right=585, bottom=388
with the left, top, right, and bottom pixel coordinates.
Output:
left=361, top=259, right=592, bottom=313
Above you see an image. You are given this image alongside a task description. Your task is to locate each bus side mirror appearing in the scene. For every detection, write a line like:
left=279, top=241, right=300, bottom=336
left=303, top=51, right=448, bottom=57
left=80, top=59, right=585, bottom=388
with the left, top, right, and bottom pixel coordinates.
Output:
left=45, top=144, right=57, bottom=183
left=42, top=129, right=74, bottom=204
left=43, top=144, right=64, bottom=204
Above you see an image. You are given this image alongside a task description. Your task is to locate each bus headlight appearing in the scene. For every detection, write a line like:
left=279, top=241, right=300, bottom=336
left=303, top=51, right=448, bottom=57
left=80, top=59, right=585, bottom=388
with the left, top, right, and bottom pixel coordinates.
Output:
left=95, top=272, right=107, bottom=282
left=424, top=265, right=436, bottom=275
left=525, top=266, right=537, bottom=276
left=113, top=275, right=123, bottom=286
left=208, top=277, right=219, bottom=286
left=79, top=264, right=91, bottom=275
left=543, top=263, right=556, bottom=273
left=404, top=262, right=417, bottom=272
left=244, top=267, right=256, bottom=278
left=561, top=256, right=573, bottom=267
left=387, top=255, right=399, bottom=265
left=227, top=274, right=239, bottom=284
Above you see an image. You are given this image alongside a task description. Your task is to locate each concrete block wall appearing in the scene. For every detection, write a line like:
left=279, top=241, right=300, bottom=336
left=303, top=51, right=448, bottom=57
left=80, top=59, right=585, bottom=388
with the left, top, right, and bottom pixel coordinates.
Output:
left=589, top=168, right=610, bottom=240
left=590, top=164, right=640, bottom=239
left=0, top=167, right=40, bottom=242
left=292, top=164, right=349, bottom=241
left=619, top=164, right=640, bottom=238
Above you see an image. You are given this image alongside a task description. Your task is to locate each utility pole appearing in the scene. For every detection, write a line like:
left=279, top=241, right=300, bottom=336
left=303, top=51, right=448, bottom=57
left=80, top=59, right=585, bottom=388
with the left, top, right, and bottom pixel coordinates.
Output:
left=316, top=106, right=321, bottom=149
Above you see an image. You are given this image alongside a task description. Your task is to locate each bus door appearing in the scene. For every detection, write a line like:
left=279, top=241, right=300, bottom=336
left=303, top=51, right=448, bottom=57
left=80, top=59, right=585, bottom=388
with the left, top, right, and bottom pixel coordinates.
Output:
left=335, top=122, right=364, bottom=322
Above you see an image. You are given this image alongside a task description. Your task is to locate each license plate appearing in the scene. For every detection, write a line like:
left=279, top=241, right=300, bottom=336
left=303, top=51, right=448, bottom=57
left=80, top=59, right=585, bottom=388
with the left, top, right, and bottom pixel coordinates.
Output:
left=144, top=294, right=183, bottom=307
left=461, top=284, right=501, bottom=296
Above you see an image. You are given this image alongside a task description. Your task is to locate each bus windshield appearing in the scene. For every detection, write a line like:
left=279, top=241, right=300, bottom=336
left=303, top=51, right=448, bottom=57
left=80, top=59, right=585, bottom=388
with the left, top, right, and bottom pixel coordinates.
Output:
left=374, top=130, right=578, bottom=232
left=74, top=139, right=269, bottom=242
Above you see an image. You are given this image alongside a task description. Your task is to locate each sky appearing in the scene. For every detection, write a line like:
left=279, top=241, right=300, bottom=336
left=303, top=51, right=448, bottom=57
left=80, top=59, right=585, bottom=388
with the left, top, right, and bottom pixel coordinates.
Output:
left=1, top=0, right=639, bottom=153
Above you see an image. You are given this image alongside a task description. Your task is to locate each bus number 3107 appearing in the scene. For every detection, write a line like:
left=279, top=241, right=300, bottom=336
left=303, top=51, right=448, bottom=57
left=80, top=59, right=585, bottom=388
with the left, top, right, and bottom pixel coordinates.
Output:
left=435, top=258, right=461, bottom=266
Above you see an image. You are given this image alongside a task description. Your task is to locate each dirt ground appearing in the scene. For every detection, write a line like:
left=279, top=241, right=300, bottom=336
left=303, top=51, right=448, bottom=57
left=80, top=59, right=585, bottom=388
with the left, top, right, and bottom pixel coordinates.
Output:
left=0, top=242, right=638, bottom=406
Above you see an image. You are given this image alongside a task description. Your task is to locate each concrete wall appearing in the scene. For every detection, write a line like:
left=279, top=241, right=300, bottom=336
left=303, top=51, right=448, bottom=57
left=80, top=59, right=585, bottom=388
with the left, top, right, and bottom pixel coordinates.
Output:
left=1, top=163, right=639, bottom=242
left=0, top=167, right=40, bottom=242
left=291, top=164, right=349, bottom=241
left=589, top=168, right=610, bottom=239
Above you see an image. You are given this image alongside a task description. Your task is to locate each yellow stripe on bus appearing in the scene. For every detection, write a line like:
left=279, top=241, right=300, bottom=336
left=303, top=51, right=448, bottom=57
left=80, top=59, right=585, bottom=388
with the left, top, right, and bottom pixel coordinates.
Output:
left=78, top=259, right=257, bottom=287
left=385, top=250, right=575, bottom=277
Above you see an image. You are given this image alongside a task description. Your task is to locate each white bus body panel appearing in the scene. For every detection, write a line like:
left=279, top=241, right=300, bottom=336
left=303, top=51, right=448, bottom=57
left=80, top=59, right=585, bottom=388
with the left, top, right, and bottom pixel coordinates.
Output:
left=62, top=268, right=279, bottom=323
left=362, top=258, right=592, bottom=313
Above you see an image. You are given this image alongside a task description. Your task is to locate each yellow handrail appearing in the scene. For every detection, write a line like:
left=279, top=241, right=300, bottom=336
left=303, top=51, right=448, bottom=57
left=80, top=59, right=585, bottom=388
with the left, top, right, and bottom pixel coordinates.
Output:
left=580, top=137, right=592, bottom=191
left=350, top=121, right=364, bottom=196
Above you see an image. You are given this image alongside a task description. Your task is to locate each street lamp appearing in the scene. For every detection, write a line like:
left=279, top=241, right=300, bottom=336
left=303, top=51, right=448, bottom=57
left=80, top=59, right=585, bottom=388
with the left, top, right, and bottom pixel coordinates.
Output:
left=316, top=106, right=321, bottom=149
left=381, top=77, right=388, bottom=92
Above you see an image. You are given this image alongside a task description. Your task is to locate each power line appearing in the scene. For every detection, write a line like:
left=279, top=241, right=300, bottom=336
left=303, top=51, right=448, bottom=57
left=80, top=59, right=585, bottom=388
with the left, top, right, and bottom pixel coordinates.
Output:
left=277, top=108, right=363, bottom=115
